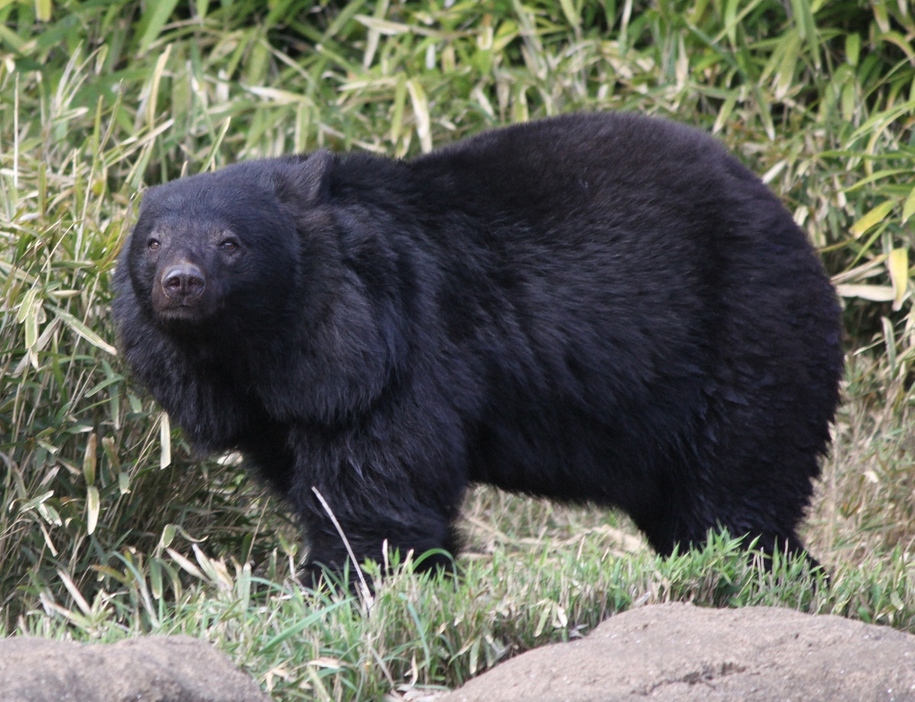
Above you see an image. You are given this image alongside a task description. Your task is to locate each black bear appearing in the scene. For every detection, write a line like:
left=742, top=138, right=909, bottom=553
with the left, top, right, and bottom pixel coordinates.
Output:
left=113, top=113, right=843, bottom=580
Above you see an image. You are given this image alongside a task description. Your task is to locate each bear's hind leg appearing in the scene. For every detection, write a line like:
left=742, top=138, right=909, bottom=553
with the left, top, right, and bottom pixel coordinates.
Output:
left=634, top=462, right=819, bottom=568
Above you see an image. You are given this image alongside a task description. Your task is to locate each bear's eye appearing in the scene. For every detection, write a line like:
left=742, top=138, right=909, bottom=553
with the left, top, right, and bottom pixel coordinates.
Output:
left=147, top=238, right=160, bottom=251
left=219, top=239, right=239, bottom=253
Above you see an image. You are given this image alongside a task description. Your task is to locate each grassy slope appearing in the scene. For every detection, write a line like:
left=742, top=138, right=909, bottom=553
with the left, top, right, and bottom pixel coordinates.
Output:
left=1, top=0, right=915, bottom=698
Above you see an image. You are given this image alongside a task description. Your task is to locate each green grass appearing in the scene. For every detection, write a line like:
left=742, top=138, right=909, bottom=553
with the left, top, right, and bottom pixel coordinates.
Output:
left=2, top=0, right=915, bottom=699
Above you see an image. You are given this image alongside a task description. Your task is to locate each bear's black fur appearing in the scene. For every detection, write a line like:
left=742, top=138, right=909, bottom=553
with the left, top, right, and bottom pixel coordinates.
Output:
left=113, top=113, right=843, bottom=578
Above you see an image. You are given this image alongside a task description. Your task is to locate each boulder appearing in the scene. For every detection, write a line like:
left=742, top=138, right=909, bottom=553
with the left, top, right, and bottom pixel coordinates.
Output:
left=0, top=635, right=269, bottom=702
left=441, top=603, right=915, bottom=701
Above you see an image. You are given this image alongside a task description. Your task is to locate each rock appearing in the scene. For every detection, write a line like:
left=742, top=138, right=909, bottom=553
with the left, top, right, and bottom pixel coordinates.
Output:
left=0, top=635, right=269, bottom=702
left=440, top=603, right=915, bottom=701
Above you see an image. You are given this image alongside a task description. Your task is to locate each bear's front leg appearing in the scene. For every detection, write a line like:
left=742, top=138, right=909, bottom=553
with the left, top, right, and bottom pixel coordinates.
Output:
left=288, top=448, right=467, bottom=587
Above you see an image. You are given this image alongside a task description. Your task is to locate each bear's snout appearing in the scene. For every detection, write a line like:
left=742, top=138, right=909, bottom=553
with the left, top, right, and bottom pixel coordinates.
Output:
left=161, top=263, right=206, bottom=300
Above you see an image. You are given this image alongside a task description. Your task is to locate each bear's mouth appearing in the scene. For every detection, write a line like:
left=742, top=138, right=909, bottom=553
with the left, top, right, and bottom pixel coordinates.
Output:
left=154, top=301, right=213, bottom=328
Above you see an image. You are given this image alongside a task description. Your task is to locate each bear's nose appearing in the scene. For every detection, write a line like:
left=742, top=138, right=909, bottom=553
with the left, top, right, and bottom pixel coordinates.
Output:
left=162, top=263, right=205, bottom=299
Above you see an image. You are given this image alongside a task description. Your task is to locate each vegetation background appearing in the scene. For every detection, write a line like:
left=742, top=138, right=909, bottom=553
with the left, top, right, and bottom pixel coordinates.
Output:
left=1, top=0, right=914, bottom=699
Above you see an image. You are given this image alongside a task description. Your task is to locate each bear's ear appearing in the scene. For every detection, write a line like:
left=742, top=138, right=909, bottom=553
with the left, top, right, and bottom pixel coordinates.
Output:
left=275, top=149, right=334, bottom=207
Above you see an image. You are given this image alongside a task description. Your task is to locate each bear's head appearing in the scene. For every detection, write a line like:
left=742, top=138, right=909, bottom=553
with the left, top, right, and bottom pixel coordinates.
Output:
left=116, top=150, right=410, bottom=424
left=123, top=151, right=335, bottom=339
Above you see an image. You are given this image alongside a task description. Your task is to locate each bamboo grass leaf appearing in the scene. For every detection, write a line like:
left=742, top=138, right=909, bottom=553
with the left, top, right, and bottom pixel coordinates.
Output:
left=136, top=0, right=181, bottom=55
left=888, top=247, right=909, bottom=311
left=850, top=200, right=896, bottom=238
left=49, top=305, right=118, bottom=356
left=902, top=185, right=915, bottom=224
left=83, top=432, right=97, bottom=487
left=835, top=284, right=895, bottom=301
left=407, top=78, right=432, bottom=153
left=86, top=486, right=100, bottom=535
